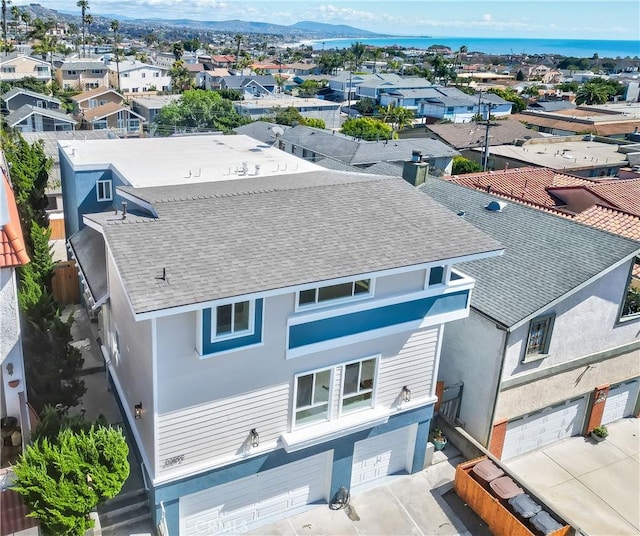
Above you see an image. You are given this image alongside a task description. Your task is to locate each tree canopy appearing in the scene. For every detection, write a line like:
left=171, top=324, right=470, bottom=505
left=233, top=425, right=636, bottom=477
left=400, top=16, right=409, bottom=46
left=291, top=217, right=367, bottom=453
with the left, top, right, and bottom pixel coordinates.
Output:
left=341, top=117, right=393, bottom=141
left=452, top=156, right=483, bottom=175
left=487, top=88, right=526, bottom=113
left=154, top=89, right=250, bottom=135
left=13, top=427, right=129, bottom=536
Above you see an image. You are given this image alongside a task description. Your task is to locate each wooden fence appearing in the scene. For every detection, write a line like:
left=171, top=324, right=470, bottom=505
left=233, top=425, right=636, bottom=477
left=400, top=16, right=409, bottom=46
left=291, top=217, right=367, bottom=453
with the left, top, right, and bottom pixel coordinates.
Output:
left=51, top=261, right=80, bottom=305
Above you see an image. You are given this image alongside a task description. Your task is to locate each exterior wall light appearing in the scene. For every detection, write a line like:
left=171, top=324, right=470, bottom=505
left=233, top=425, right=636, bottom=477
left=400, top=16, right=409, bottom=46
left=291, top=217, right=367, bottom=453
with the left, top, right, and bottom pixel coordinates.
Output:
left=402, top=386, right=412, bottom=403
left=134, top=402, right=143, bottom=420
left=250, top=428, right=259, bottom=447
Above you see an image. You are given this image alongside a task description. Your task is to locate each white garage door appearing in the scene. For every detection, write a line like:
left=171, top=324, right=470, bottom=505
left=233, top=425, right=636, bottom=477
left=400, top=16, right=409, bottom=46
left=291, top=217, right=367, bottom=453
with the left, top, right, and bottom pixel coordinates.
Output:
left=602, top=380, right=639, bottom=425
left=350, top=426, right=416, bottom=491
left=180, top=451, right=332, bottom=536
left=502, top=396, right=587, bottom=460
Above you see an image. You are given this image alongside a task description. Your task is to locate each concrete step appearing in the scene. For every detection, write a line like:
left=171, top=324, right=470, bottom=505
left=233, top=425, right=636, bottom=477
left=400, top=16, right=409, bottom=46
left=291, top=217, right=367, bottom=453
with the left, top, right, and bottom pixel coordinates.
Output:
left=98, top=488, right=151, bottom=533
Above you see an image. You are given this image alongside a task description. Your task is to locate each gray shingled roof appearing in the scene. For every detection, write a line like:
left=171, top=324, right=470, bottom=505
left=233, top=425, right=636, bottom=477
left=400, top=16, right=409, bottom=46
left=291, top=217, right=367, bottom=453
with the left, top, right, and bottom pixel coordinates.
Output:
left=427, top=119, right=544, bottom=150
left=233, top=121, right=290, bottom=145
left=419, top=179, right=640, bottom=328
left=1, top=87, right=61, bottom=104
left=282, top=125, right=457, bottom=166
left=5, top=104, right=76, bottom=127
left=84, top=171, right=502, bottom=315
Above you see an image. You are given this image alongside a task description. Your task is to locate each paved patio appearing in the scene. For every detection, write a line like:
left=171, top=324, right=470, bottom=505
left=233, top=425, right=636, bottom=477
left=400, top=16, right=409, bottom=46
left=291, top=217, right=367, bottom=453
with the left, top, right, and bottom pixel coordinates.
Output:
left=506, top=417, right=640, bottom=536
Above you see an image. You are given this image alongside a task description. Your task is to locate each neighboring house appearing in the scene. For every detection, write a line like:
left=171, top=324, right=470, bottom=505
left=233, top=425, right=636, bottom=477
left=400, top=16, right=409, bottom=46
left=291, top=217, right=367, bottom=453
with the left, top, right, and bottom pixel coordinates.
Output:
left=71, top=86, right=125, bottom=116
left=421, top=178, right=640, bottom=460
left=108, top=60, right=170, bottom=94
left=1, top=88, right=61, bottom=112
left=211, top=55, right=235, bottom=69
left=469, top=136, right=630, bottom=177
left=220, top=75, right=277, bottom=98
left=527, top=100, right=576, bottom=113
left=56, top=60, right=109, bottom=90
left=279, top=124, right=459, bottom=174
left=200, top=68, right=231, bottom=91
left=357, top=76, right=434, bottom=101
left=0, top=166, right=32, bottom=458
left=425, top=118, right=544, bottom=152
left=417, top=89, right=512, bottom=123
left=233, top=97, right=341, bottom=127
left=77, top=102, right=144, bottom=135
left=64, top=135, right=503, bottom=534
left=0, top=53, right=51, bottom=84
left=327, top=72, right=396, bottom=102
left=5, top=105, right=76, bottom=133
left=131, top=95, right=181, bottom=125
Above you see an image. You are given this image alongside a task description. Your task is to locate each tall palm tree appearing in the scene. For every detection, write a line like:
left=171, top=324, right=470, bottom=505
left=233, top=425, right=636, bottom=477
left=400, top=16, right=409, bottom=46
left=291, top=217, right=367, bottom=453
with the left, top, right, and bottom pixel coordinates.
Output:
left=110, top=20, right=120, bottom=92
left=77, top=0, right=89, bottom=57
left=68, top=22, right=78, bottom=52
left=1, top=0, right=11, bottom=56
left=350, top=41, right=366, bottom=72
left=10, top=4, right=18, bottom=36
left=20, top=9, right=30, bottom=37
left=370, top=47, right=383, bottom=74
left=83, top=13, right=93, bottom=52
left=234, top=34, right=242, bottom=69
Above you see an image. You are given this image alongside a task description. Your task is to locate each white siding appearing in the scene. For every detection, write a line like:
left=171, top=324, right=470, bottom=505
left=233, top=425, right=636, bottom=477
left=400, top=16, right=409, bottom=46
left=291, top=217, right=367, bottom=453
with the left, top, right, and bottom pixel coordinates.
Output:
left=157, top=383, right=289, bottom=478
left=377, top=327, right=438, bottom=407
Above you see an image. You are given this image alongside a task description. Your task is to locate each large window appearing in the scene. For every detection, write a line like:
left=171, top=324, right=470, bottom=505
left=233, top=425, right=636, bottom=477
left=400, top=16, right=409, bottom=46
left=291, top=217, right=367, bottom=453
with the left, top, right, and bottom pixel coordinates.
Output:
left=214, top=300, right=251, bottom=338
left=523, top=314, right=554, bottom=360
left=621, top=257, right=640, bottom=320
left=428, top=266, right=445, bottom=286
left=341, top=358, right=376, bottom=413
left=298, top=279, right=370, bottom=307
left=96, top=179, right=112, bottom=202
left=294, top=369, right=331, bottom=426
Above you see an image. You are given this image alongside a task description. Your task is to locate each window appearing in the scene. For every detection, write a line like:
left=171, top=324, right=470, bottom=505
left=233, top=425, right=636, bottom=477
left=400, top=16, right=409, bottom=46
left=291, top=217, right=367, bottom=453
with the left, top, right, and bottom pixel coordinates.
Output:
left=153, top=72, right=160, bottom=78
left=298, top=279, right=370, bottom=307
left=294, top=369, right=331, bottom=426
left=214, top=300, right=252, bottom=338
left=428, top=266, right=445, bottom=286
left=36, top=66, right=48, bottom=73
left=141, top=72, right=146, bottom=78
left=99, top=99, right=106, bottom=106
left=93, top=120, right=108, bottom=130
left=96, top=179, right=113, bottom=201
left=123, top=73, right=130, bottom=77
left=621, top=256, right=640, bottom=319
left=524, top=314, right=554, bottom=359
left=1, top=66, right=16, bottom=73
left=341, top=358, right=376, bottom=413
left=128, top=119, right=140, bottom=131
left=91, top=69, right=103, bottom=74
left=67, top=70, right=77, bottom=75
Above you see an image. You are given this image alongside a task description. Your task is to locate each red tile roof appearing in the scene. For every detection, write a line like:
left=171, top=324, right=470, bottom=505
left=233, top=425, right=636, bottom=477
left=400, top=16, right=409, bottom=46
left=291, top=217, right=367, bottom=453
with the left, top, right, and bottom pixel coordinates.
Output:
left=573, top=205, right=640, bottom=241
left=446, top=167, right=591, bottom=207
left=1, top=170, right=30, bottom=268
left=585, top=178, right=640, bottom=218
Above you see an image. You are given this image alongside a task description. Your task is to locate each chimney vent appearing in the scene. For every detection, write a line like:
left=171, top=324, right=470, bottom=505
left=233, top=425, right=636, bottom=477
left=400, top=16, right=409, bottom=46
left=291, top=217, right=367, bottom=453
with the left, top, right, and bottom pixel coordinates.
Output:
left=122, top=201, right=127, bottom=219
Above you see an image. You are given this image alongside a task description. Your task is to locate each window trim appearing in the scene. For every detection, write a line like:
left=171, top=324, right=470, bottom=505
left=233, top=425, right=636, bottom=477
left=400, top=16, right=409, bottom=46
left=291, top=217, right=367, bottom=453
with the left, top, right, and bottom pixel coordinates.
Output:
left=295, top=278, right=373, bottom=312
left=292, top=366, right=333, bottom=429
left=522, top=314, right=555, bottom=363
left=339, top=356, right=378, bottom=416
left=96, top=179, right=113, bottom=202
left=210, top=299, right=255, bottom=342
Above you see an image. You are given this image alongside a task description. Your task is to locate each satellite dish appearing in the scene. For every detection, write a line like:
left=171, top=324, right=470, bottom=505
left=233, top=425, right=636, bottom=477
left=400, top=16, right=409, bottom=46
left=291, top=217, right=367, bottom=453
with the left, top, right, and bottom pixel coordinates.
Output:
left=271, top=126, right=284, bottom=138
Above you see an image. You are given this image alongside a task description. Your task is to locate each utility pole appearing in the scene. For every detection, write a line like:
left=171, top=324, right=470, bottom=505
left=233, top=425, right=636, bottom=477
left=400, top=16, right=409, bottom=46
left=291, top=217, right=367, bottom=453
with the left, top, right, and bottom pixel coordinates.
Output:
left=482, top=102, right=494, bottom=172
left=347, top=69, right=353, bottom=118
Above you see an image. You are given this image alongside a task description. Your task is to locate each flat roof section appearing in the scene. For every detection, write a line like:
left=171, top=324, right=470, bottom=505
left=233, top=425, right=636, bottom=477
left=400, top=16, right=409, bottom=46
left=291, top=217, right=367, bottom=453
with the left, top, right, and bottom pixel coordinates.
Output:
left=59, top=134, right=322, bottom=187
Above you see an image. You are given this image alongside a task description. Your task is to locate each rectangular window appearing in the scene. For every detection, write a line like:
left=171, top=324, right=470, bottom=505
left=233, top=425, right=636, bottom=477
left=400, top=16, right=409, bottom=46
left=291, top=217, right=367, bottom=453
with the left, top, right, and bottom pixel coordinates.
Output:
left=96, top=179, right=113, bottom=202
left=524, top=314, right=555, bottom=359
left=91, top=69, right=103, bottom=74
left=93, top=120, right=108, bottom=130
left=428, top=266, right=445, bottom=286
left=1, top=67, right=16, bottom=73
left=141, top=72, right=146, bottom=78
left=298, top=279, right=370, bottom=308
left=67, top=70, right=77, bottom=75
left=36, top=66, right=49, bottom=73
left=341, top=358, right=376, bottom=413
left=123, top=73, right=130, bottom=77
left=294, top=369, right=331, bottom=426
left=153, top=72, right=160, bottom=77
left=214, top=300, right=252, bottom=338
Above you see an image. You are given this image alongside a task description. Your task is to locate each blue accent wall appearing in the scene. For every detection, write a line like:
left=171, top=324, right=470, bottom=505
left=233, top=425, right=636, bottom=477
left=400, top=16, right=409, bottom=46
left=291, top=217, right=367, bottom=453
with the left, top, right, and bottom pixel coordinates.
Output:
left=201, top=299, right=263, bottom=355
left=151, top=404, right=434, bottom=535
left=289, top=291, right=469, bottom=349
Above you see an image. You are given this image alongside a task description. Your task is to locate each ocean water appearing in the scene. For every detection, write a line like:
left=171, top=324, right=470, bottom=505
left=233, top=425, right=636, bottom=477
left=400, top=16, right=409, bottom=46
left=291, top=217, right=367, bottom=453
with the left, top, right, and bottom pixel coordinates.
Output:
left=309, top=37, right=640, bottom=58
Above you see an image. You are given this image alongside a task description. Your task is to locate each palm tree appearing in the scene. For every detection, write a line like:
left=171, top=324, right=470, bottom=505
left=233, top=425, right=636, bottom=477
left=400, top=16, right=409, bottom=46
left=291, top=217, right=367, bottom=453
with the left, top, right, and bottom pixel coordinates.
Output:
left=1, top=0, right=10, bottom=56
left=10, top=4, right=19, bottom=35
left=83, top=13, right=93, bottom=51
left=20, top=9, right=30, bottom=37
left=575, top=83, right=609, bottom=105
left=370, top=47, right=383, bottom=74
left=233, top=34, right=242, bottom=68
left=68, top=22, right=78, bottom=52
left=77, top=0, right=89, bottom=57
left=172, top=41, right=183, bottom=61
left=350, top=41, right=366, bottom=72
left=110, top=20, right=120, bottom=92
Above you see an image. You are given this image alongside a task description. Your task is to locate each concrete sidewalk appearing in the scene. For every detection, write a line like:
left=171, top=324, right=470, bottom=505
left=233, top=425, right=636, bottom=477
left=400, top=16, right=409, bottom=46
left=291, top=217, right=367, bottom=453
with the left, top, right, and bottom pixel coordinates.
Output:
left=506, top=418, right=640, bottom=536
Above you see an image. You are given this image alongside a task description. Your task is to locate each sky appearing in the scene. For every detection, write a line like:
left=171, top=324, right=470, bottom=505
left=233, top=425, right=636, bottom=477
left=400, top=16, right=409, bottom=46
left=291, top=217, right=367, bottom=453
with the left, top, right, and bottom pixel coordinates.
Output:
left=13, top=0, right=640, bottom=40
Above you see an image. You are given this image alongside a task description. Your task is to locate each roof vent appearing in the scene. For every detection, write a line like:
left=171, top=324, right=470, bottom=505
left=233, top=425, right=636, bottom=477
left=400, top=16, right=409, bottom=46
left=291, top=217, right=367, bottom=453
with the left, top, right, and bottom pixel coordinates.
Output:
left=485, top=200, right=506, bottom=212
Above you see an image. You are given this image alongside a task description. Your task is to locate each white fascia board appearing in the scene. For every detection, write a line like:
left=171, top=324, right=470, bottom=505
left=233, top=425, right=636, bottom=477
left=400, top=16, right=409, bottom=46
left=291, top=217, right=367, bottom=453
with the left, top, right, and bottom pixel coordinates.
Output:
left=132, top=252, right=493, bottom=322
left=508, top=249, right=640, bottom=332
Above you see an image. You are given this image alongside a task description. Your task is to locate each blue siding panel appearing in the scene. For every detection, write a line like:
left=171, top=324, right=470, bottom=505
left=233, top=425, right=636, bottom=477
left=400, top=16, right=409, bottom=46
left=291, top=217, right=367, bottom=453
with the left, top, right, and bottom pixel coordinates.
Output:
left=202, top=299, right=263, bottom=355
left=289, top=291, right=468, bottom=349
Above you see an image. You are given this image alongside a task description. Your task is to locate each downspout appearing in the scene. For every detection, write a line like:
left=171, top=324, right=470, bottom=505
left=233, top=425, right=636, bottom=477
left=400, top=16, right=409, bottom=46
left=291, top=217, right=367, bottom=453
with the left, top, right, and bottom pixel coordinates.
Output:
left=486, top=325, right=510, bottom=446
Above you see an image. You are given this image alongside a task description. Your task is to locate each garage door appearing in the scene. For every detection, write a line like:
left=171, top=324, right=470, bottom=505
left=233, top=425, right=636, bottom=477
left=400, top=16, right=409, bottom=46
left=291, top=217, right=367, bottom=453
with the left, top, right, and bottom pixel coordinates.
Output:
left=502, top=396, right=587, bottom=460
left=602, top=380, right=639, bottom=425
left=180, top=451, right=332, bottom=535
left=350, top=426, right=416, bottom=491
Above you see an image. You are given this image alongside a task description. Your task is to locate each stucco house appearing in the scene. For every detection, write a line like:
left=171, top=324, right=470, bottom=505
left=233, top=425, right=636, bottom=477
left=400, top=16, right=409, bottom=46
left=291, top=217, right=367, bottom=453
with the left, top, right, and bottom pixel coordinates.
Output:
left=108, top=60, right=171, bottom=94
left=0, top=166, right=32, bottom=463
left=420, top=178, right=640, bottom=461
left=0, top=53, right=51, bottom=84
left=71, top=86, right=124, bottom=115
left=56, top=60, right=109, bottom=91
left=62, top=135, right=503, bottom=534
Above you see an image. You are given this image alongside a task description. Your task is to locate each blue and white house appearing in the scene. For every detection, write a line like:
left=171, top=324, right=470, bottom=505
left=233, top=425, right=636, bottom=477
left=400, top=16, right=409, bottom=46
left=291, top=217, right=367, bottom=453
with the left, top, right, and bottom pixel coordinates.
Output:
left=63, top=136, right=502, bottom=535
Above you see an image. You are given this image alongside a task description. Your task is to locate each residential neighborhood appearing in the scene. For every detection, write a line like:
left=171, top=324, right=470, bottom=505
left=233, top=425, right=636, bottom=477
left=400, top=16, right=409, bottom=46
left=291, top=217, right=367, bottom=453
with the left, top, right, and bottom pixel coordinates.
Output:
left=0, top=2, right=639, bottom=536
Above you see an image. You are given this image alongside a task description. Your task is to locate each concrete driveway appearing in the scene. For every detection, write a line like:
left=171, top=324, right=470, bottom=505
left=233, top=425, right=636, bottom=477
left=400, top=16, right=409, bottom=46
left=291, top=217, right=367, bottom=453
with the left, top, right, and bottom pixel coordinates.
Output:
left=506, top=418, right=640, bottom=536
